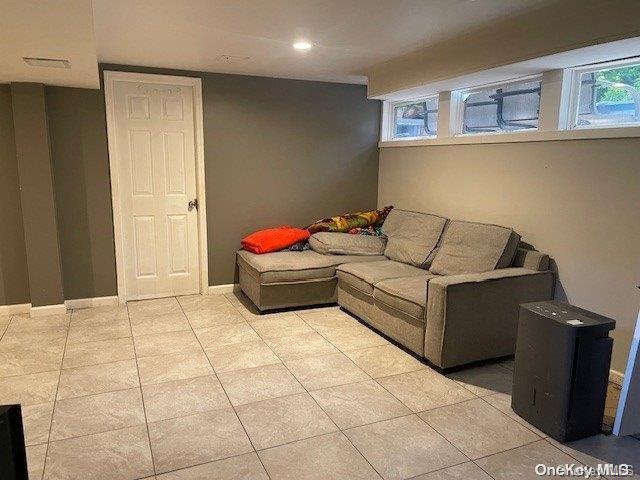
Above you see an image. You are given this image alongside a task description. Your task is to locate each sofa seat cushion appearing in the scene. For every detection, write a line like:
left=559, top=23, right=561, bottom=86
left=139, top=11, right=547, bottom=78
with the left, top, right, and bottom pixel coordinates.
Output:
left=382, top=209, right=448, bottom=268
left=429, top=220, right=520, bottom=276
left=237, top=249, right=386, bottom=284
left=336, top=260, right=426, bottom=295
left=309, top=232, right=387, bottom=256
left=374, top=274, right=437, bottom=320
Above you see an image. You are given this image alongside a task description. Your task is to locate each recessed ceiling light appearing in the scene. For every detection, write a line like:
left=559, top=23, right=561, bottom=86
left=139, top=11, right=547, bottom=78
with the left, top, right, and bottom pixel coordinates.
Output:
left=292, top=41, right=313, bottom=51
left=23, top=57, right=70, bottom=68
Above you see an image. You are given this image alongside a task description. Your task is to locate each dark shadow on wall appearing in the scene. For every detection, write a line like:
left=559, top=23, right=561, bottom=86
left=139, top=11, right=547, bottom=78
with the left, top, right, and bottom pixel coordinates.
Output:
left=0, top=85, right=30, bottom=305
left=46, top=86, right=117, bottom=300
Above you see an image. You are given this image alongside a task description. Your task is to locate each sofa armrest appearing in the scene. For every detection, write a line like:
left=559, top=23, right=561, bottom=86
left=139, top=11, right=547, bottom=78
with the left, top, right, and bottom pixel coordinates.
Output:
left=425, top=268, right=554, bottom=369
left=512, top=248, right=549, bottom=271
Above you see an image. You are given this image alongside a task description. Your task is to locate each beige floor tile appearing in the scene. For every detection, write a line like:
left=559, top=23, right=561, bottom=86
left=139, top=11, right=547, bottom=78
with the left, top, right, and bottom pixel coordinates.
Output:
left=484, top=393, right=548, bottom=437
left=225, top=291, right=290, bottom=319
left=127, top=297, right=182, bottom=318
left=133, top=330, right=202, bottom=358
left=264, top=331, right=338, bottom=361
left=70, top=305, right=129, bottom=324
left=50, top=388, right=145, bottom=441
left=142, top=374, right=230, bottom=423
left=411, top=462, right=492, bottom=480
left=21, top=402, right=54, bottom=446
left=549, top=434, right=640, bottom=478
left=67, top=317, right=131, bottom=344
left=156, top=452, right=269, bottom=480
left=285, top=352, right=370, bottom=391
left=496, top=356, right=515, bottom=372
left=27, top=443, right=47, bottom=480
left=44, top=425, right=154, bottom=480
left=376, top=368, right=476, bottom=412
left=447, top=363, right=513, bottom=397
left=0, top=336, right=66, bottom=377
left=0, top=314, right=11, bottom=328
left=217, top=363, right=304, bottom=406
left=57, top=359, right=139, bottom=399
left=319, top=324, right=389, bottom=351
left=296, top=308, right=354, bottom=331
left=62, top=337, right=135, bottom=369
left=0, top=371, right=59, bottom=406
left=148, top=408, right=253, bottom=474
left=5, top=314, right=70, bottom=334
left=258, top=432, right=381, bottom=480
left=249, top=315, right=315, bottom=340
left=476, top=439, right=585, bottom=480
left=419, top=398, right=539, bottom=459
left=177, top=294, right=231, bottom=312
left=344, top=415, right=467, bottom=480
left=193, top=322, right=260, bottom=349
left=130, top=312, right=191, bottom=337
left=137, top=351, right=213, bottom=385
left=310, top=380, right=411, bottom=429
left=205, top=339, right=280, bottom=373
left=185, top=304, right=245, bottom=329
left=236, top=392, right=338, bottom=449
left=344, top=344, right=425, bottom=378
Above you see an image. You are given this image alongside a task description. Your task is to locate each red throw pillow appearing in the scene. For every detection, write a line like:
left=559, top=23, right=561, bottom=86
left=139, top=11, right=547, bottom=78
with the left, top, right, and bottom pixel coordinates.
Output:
left=241, top=226, right=310, bottom=254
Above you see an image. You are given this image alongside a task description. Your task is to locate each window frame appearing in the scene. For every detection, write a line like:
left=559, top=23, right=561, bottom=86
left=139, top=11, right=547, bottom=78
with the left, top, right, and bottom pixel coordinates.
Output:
left=566, top=57, right=640, bottom=131
left=385, top=94, right=439, bottom=141
left=452, top=75, right=543, bottom=137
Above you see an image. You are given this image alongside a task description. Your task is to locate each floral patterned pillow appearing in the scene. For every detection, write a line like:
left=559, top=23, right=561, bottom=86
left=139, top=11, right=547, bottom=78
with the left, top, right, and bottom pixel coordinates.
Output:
left=307, top=206, right=393, bottom=234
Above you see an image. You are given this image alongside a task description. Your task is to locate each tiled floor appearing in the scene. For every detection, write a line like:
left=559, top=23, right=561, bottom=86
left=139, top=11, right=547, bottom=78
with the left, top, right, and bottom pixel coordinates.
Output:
left=0, top=293, right=638, bottom=479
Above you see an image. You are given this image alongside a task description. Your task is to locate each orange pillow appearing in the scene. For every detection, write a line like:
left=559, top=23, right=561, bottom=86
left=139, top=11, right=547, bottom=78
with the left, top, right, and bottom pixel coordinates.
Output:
left=241, top=226, right=310, bottom=254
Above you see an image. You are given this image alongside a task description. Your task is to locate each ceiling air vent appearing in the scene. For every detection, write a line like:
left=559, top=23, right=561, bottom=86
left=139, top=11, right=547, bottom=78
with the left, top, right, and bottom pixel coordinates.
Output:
left=23, top=57, right=71, bottom=69
left=217, top=54, right=250, bottom=63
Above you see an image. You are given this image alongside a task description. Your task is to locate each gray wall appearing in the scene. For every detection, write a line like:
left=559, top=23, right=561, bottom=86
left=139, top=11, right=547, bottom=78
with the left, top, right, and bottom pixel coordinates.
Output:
left=11, top=83, right=65, bottom=307
left=201, top=74, right=380, bottom=284
left=37, top=65, right=379, bottom=299
left=46, top=86, right=118, bottom=299
left=378, top=139, right=640, bottom=372
left=0, top=85, right=30, bottom=306
left=0, top=71, right=379, bottom=303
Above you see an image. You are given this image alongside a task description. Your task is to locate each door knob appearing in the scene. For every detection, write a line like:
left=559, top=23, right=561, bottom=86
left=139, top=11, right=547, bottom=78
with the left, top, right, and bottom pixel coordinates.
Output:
left=188, top=199, right=198, bottom=211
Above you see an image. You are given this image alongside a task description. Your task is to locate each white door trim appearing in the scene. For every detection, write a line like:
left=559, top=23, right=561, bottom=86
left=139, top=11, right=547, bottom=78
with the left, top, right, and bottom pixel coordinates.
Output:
left=104, top=70, right=209, bottom=304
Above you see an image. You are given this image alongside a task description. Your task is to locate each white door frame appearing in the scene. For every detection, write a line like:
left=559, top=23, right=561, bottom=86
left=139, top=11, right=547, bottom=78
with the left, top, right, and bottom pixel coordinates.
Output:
left=104, top=70, right=209, bottom=304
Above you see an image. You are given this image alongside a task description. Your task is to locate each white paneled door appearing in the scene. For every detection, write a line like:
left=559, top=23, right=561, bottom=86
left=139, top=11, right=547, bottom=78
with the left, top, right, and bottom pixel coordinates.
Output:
left=111, top=78, right=200, bottom=300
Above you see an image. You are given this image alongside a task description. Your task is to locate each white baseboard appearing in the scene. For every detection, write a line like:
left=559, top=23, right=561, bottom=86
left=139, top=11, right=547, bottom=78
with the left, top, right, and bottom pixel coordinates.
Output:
left=30, top=304, right=67, bottom=317
left=610, top=369, right=624, bottom=386
left=65, top=296, right=119, bottom=310
left=209, top=284, right=240, bottom=295
left=0, top=303, right=31, bottom=316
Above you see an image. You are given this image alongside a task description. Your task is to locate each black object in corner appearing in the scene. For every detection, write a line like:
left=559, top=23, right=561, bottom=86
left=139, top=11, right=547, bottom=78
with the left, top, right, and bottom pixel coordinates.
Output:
left=512, top=301, right=615, bottom=443
left=0, top=405, right=28, bottom=479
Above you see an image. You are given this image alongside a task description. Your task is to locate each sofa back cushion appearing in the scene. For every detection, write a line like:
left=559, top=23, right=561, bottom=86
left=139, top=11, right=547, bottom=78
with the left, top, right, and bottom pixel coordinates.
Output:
left=429, top=220, right=520, bottom=276
left=309, top=232, right=387, bottom=256
left=382, top=209, right=448, bottom=268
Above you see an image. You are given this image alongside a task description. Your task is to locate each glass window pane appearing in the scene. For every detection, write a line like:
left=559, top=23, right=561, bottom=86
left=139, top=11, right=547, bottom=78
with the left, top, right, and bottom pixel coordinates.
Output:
left=392, top=97, right=438, bottom=138
left=576, top=63, right=640, bottom=127
left=462, top=79, right=541, bottom=134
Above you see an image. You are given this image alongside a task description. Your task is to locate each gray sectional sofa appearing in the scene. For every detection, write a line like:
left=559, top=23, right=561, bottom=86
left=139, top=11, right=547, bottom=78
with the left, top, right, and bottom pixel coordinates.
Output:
left=237, top=209, right=555, bottom=369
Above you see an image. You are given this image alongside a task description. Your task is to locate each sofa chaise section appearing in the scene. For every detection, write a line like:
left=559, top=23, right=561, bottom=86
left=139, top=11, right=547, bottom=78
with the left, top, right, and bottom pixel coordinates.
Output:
left=237, top=249, right=385, bottom=311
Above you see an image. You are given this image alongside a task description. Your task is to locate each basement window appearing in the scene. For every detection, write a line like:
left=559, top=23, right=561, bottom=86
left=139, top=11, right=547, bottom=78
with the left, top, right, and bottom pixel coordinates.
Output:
left=391, top=96, right=438, bottom=139
left=570, top=61, right=640, bottom=129
left=457, top=77, right=541, bottom=135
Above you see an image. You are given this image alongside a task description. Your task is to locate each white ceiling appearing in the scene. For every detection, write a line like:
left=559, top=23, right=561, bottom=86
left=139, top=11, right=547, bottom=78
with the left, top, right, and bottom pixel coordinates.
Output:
left=93, top=0, right=554, bottom=85
left=0, top=0, right=556, bottom=89
left=0, top=0, right=98, bottom=88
